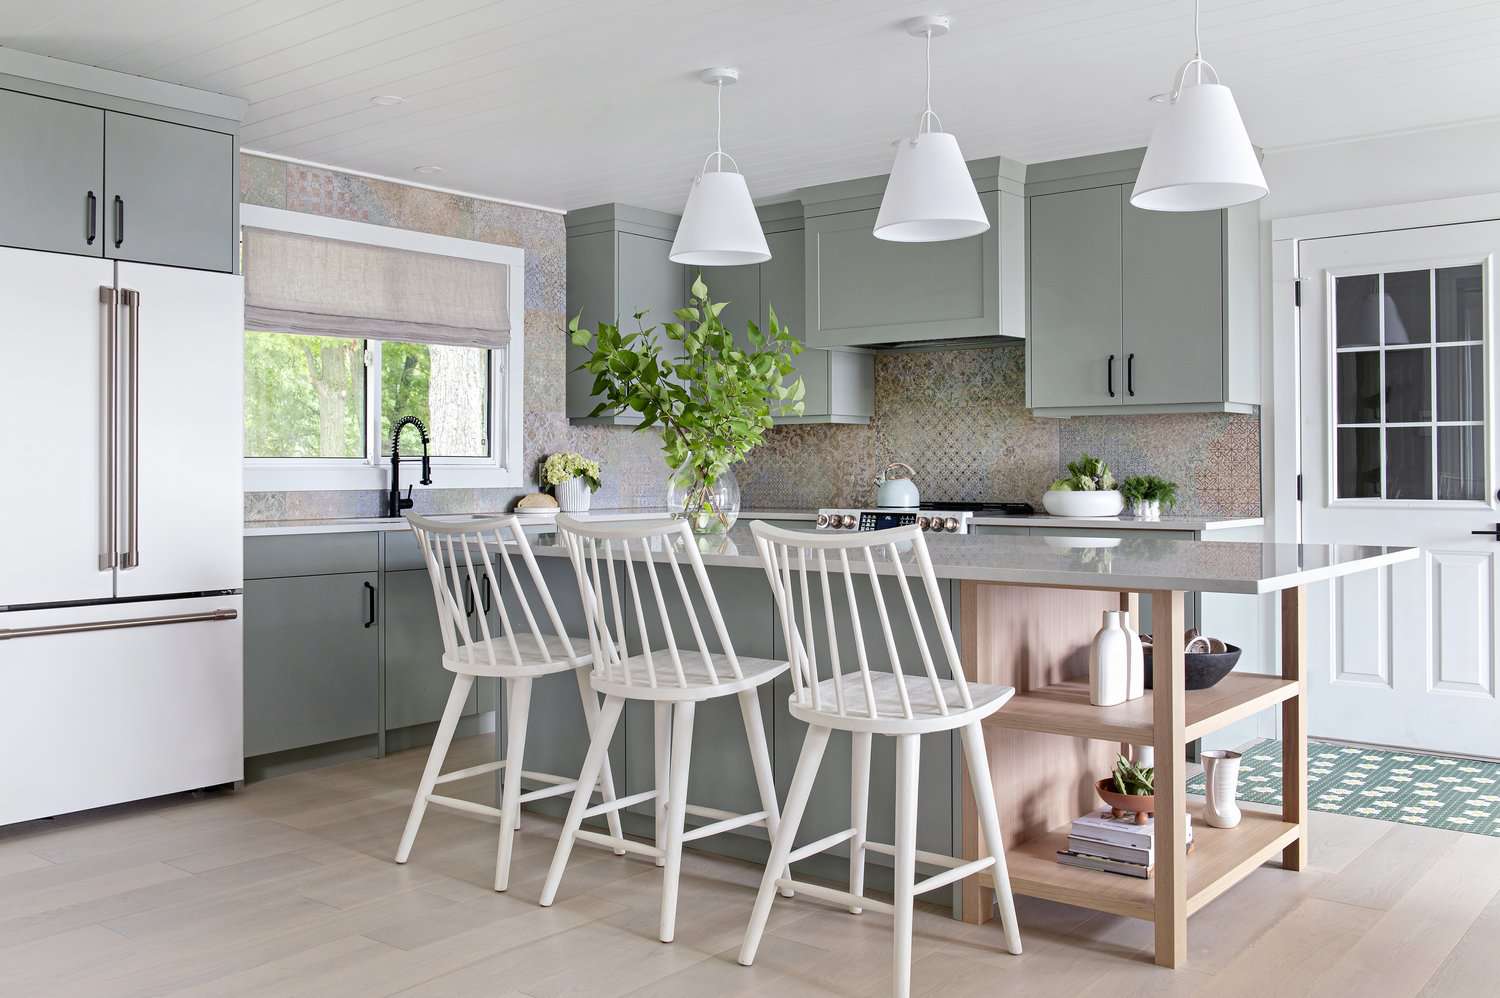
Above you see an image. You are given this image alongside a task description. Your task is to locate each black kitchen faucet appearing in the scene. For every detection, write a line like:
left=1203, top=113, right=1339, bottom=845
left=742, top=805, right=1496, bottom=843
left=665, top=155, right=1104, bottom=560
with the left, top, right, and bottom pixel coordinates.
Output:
left=388, top=415, right=432, bottom=518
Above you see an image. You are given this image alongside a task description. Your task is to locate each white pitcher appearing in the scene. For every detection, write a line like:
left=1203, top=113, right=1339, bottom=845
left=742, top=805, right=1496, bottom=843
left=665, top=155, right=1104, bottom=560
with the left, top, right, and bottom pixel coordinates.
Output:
left=1201, top=749, right=1243, bottom=829
left=1090, top=611, right=1129, bottom=707
left=1121, top=610, right=1145, bottom=700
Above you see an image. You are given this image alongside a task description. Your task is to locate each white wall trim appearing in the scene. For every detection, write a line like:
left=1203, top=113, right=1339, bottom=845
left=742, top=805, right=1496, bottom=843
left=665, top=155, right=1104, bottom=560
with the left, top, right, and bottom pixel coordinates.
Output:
left=0, top=46, right=246, bottom=121
left=240, top=204, right=525, bottom=493
left=1270, top=192, right=1500, bottom=243
left=242, top=150, right=567, bottom=216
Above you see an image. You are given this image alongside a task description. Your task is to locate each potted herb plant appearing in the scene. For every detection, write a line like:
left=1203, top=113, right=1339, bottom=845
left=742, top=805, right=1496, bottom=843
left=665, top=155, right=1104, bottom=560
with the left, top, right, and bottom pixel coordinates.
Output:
left=1043, top=454, right=1124, bottom=518
left=1120, top=475, right=1179, bottom=520
left=569, top=276, right=804, bottom=533
left=542, top=452, right=602, bottom=513
left=1096, top=753, right=1155, bottom=825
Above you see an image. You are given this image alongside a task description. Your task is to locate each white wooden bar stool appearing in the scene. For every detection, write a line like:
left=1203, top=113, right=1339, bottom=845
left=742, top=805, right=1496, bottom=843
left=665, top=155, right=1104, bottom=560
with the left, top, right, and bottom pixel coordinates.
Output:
left=394, top=512, right=625, bottom=892
left=539, top=515, right=791, bottom=943
left=741, top=521, right=1023, bottom=998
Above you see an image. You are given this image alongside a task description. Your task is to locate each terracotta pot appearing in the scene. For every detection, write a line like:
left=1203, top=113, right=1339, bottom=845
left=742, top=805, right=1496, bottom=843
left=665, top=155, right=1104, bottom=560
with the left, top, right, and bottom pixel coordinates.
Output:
left=1096, top=778, right=1155, bottom=825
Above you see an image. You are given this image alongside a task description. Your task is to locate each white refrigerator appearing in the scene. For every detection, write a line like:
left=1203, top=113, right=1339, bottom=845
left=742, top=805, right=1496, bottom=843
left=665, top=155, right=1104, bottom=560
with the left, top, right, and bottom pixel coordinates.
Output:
left=0, top=247, right=244, bottom=826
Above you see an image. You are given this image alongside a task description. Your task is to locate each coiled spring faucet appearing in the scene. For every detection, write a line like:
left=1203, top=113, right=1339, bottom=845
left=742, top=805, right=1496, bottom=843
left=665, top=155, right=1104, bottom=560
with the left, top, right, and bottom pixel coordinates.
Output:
left=388, top=416, right=432, bottom=518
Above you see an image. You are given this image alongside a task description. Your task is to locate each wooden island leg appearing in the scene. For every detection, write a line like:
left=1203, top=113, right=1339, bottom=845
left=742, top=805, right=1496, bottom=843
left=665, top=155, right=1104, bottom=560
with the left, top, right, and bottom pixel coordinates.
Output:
left=1152, top=590, right=1187, bottom=969
left=1281, top=585, right=1308, bottom=871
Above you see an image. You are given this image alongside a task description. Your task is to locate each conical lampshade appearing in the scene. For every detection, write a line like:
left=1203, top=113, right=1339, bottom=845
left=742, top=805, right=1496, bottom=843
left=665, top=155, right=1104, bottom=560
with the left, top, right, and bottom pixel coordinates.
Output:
left=1131, top=83, right=1267, bottom=212
left=670, top=171, right=770, bottom=266
left=875, top=131, right=990, bottom=242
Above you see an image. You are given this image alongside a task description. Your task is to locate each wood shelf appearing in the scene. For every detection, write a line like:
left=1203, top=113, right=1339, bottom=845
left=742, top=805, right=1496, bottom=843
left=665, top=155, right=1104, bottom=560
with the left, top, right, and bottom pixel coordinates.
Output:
left=986, top=805, right=1299, bottom=922
left=984, top=674, right=1300, bottom=744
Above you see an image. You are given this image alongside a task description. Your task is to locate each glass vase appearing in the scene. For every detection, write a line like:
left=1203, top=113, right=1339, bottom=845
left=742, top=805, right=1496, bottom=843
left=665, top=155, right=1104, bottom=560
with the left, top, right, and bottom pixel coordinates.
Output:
left=667, top=464, right=740, bottom=534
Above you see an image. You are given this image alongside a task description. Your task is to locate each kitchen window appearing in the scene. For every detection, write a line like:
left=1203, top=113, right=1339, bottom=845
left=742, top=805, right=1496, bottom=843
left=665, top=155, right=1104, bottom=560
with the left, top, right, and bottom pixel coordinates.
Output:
left=241, top=205, right=524, bottom=492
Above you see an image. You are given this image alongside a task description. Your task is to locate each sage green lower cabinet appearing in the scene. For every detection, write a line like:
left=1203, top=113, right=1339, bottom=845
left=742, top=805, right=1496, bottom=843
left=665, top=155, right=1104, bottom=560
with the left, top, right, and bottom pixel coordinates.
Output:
left=383, top=568, right=479, bottom=730
left=243, top=571, right=379, bottom=757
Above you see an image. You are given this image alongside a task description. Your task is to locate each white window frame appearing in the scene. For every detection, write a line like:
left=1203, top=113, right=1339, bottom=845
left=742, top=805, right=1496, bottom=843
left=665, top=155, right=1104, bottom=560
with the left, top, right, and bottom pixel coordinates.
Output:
left=241, top=204, right=525, bottom=492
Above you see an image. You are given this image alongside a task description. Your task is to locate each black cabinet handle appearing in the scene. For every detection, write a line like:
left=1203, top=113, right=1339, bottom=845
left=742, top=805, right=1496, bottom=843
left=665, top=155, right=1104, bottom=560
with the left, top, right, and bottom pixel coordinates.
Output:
left=464, top=586, right=475, bottom=617
left=113, top=195, right=124, bottom=248
left=86, top=191, right=97, bottom=245
left=1107, top=354, right=1116, bottom=398
left=481, top=578, right=492, bottom=614
left=1472, top=523, right=1500, bottom=539
left=363, top=581, right=376, bottom=628
left=1127, top=353, right=1135, bottom=397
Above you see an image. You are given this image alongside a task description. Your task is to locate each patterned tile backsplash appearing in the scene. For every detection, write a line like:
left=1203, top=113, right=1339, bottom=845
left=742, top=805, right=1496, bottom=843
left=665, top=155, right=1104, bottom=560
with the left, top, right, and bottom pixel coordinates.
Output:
left=241, top=153, right=1260, bottom=522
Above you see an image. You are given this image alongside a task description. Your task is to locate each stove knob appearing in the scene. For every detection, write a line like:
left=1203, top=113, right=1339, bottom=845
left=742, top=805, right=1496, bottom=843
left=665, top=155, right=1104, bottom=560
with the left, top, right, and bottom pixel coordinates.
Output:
left=816, top=513, right=829, bottom=528
left=943, top=517, right=960, bottom=533
left=916, top=516, right=929, bottom=530
left=841, top=514, right=857, bottom=530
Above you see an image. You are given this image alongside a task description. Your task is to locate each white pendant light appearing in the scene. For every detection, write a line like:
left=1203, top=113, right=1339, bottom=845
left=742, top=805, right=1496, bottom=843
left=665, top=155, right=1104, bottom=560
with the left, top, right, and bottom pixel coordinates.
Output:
left=1131, top=0, right=1268, bottom=212
left=669, top=67, right=771, bottom=267
left=874, top=15, right=989, bottom=243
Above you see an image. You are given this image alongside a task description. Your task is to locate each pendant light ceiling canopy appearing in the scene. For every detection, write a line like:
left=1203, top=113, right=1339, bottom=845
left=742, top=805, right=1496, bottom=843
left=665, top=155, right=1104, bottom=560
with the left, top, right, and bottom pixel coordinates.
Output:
left=669, top=67, right=771, bottom=267
left=1131, top=0, right=1268, bottom=213
left=874, top=15, right=989, bottom=243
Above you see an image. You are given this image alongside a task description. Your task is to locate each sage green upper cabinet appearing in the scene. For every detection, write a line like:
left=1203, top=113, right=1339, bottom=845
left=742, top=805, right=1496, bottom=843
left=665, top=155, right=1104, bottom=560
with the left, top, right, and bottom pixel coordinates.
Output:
left=0, top=90, right=104, bottom=257
left=565, top=204, right=686, bottom=425
left=1024, top=149, right=1260, bottom=416
left=799, top=157, right=1026, bottom=348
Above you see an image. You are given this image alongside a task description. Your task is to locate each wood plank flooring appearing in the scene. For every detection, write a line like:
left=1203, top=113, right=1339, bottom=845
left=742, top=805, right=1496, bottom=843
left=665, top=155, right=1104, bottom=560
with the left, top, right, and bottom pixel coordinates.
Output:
left=1, top=735, right=1497, bottom=997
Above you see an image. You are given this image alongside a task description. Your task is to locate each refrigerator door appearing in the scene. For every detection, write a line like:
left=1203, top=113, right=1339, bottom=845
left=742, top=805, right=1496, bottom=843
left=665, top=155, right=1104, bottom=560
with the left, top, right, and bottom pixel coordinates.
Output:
left=0, top=248, right=118, bottom=607
left=114, top=263, right=243, bottom=598
left=0, top=595, right=243, bottom=825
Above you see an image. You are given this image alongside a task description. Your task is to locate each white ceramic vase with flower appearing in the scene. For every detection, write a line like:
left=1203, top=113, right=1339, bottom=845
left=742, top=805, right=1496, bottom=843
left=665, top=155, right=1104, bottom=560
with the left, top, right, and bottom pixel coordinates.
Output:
left=542, top=452, right=601, bottom=513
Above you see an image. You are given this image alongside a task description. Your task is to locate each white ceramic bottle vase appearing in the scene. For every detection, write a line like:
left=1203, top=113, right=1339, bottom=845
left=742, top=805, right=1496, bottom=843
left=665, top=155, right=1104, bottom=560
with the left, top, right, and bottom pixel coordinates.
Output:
left=1121, top=610, right=1145, bottom=700
left=1090, top=611, right=1130, bottom=707
left=1201, top=749, right=1243, bottom=829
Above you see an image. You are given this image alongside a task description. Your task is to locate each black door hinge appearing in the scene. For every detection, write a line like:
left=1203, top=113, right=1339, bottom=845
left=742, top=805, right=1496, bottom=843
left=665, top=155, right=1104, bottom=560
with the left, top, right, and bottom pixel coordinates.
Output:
left=1294, top=280, right=1302, bottom=307
left=1296, top=474, right=1303, bottom=501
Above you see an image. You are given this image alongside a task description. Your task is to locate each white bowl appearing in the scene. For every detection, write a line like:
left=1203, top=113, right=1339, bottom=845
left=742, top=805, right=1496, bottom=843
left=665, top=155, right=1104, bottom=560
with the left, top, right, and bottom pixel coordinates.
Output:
left=1041, top=489, right=1124, bottom=518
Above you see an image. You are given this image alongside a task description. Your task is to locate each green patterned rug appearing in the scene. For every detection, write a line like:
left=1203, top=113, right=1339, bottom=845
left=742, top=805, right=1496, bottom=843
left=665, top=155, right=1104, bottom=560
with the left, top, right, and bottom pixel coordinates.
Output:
left=1186, top=739, right=1500, bottom=838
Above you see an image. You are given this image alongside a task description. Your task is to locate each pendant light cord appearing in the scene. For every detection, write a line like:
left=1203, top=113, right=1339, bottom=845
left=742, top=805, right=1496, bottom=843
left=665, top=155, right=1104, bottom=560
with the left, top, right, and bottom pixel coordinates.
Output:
left=915, top=26, right=943, bottom=136
left=1194, top=0, right=1202, bottom=83
left=1168, top=0, right=1217, bottom=100
left=700, top=76, right=740, bottom=177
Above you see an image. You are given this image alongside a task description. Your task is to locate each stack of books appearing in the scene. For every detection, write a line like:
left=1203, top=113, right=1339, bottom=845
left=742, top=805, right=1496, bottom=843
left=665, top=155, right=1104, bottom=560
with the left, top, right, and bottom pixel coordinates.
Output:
left=1056, top=809, right=1193, bottom=878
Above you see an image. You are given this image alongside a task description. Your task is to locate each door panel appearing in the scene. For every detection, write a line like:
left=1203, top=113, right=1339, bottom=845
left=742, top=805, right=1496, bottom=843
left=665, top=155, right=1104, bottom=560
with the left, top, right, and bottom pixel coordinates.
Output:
left=1300, top=222, right=1500, bottom=757
left=0, top=90, right=104, bottom=257
left=114, top=264, right=243, bottom=598
left=384, top=567, right=477, bottom=730
left=104, top=112, right=235, bottom=273
left=0, top=249, right=117, bottom=606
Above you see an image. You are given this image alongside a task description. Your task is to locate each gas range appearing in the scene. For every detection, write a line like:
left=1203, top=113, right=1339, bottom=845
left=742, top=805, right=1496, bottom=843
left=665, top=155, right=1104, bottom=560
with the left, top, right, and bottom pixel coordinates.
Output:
left=814, top=502, right=1035, bottom=535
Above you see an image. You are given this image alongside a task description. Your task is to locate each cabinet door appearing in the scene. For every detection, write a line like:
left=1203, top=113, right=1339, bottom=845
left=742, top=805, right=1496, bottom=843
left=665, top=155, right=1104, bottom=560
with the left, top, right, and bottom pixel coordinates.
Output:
left=685, top=261, right=760, bottom=344
left=383, top=568, right=478, bottom=731
left=104, top=112, right=235, bottom=273
left=1029, top=186, right=1123, bottom=407
left=1122, top=190, right=1224, bottom=405
left=243, top=572, right=379, bottom=756
left=0, top=90, right=103, bottom=256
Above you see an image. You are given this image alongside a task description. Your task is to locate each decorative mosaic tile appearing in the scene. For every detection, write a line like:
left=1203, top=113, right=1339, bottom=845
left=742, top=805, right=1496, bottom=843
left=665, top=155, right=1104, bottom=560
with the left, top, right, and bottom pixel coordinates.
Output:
left=239, top=154, right=287, bottom=209
left=1187, top=739, right=1500, bottom=838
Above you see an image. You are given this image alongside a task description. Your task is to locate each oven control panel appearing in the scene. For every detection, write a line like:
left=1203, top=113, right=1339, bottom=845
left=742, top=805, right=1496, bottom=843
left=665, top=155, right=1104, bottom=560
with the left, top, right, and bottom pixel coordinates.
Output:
left=815, top=509, right=972, bottom=534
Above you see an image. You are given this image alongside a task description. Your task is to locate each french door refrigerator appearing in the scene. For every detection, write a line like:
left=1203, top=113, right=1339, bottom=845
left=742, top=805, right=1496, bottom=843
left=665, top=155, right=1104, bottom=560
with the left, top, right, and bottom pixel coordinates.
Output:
left=0, top=246, right=243, bottom=825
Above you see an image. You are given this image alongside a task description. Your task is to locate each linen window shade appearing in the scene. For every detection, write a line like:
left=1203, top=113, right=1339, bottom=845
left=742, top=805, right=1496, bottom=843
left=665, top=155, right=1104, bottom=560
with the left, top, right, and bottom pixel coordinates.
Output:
left=242, top=227, right=510, bottom=348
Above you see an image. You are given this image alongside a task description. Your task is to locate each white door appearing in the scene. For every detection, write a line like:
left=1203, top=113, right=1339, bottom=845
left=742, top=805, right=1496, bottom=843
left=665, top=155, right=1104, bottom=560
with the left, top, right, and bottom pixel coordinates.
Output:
left=0, top=248, right=117, bottom=606
left=114, top=263, right=243, bottom=598
left=1300, top=221, right=1500, bottom=758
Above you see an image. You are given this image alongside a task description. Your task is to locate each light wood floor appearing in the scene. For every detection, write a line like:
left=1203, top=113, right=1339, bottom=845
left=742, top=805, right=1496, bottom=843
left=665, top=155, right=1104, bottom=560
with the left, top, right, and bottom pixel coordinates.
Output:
left=2, top=736, right=1497, bottom=998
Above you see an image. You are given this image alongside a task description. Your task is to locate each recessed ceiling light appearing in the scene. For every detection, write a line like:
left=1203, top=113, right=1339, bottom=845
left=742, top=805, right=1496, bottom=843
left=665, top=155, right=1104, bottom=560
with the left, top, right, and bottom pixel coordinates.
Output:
left=370, top=95, right=405, bottom=106
left=413, top=165, right=444, bottom=175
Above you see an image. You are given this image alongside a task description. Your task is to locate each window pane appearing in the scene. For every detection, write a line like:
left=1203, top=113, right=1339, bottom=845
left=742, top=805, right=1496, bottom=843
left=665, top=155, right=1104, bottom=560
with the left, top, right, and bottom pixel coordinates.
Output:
left=380, top=342, right=491, bottom=458
left=1438, top=426, right=1485, bottom=501
left=1337, top=351, right=1381, bottom=424
left=1385, top=426, right=1432, bottom=500
left=1383, top=348, right=1431, bottom=423
left=1337, top=427, right=1381, bottom=499
left=1336, top=273, right=1380, bottom=347
left=1437, top=344, right=1484, bottom=422
left=244, top=331, right=365, bottom=458
left=1437, top=265, right=1484, bottom=343
left=1382, top=270, right=1430, bottom=344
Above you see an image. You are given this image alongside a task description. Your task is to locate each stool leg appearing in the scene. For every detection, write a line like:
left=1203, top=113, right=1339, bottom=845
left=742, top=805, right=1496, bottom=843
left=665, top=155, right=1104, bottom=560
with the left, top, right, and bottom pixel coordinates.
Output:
left=893, top=733, right=921, bottom=998
left=849, top=730, right=872, bottom=914
left=962, top=720, right=1022, bottom=955
left=660, top=701, right=696, bottom=943
left=653, top=701, right=670, bottom=868
left=738, top=689, right=793, bottom=899
left=539, top=694, right=623, bottom=907
left=739, top=725, right=830, bottom=967
left=395, top=673, right=474, bottom=864
left=574, top=667, right=626, bottom=855
left=493, top=677, right=531, bottom=891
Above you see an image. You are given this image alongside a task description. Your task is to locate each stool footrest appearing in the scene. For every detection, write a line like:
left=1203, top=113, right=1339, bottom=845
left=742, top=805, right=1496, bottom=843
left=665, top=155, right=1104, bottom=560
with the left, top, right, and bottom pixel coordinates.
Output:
left=777, top=878, right=893, bottom=916
left=434, top=760, right=505, bottom=784
left=913, top=856, right=995, bottom=896
left=426, top=794, right=502, bottom=819
left=582, top=788, right=656, bottom=819
left=787, top=827, right=857, bottom=865
left=575, top=828, right=662, bottom=859
left=864, top=840, right=971, bottom=871
left=682, top=809, right=767, bottom=843
left=519, top=781, right=579, bottom=805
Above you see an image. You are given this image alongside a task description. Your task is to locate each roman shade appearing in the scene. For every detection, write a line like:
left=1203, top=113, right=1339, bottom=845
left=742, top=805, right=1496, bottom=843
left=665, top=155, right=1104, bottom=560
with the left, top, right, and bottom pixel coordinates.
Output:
left=242, top=227, right=510, bottom=348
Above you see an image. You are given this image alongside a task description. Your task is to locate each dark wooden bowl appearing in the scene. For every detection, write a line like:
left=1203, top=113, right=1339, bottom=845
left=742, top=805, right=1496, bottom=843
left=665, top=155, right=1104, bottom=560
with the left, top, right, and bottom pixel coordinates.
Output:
left=1143, top=644, right=1241, bottom=690
left=1096, top=779, right=1154, bottom=825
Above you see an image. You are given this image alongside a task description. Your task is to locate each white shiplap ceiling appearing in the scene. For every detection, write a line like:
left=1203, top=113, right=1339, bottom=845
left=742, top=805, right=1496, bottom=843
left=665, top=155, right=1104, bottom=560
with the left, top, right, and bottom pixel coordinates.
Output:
left=3, top=0, right=1496, bottom=212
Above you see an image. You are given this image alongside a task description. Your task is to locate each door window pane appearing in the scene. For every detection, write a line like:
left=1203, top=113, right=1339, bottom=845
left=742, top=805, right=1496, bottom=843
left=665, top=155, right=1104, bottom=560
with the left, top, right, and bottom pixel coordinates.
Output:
left=380, top=342, right=491, bottom=458
left=244, top=330, right=366, bottom=458
left=1437, top=265, right=1484, bottom=342
left=1336, top=274, right=1380, bottom=347
left=1438, top=426, right=1485, bottom=501
left=1337, top=351, right=1381, bottom=423
left=1437, top=344, right=1483, bottom=422
left=1337, top=427, right=1381, bottom=499
left=1384, top=349, right=1431, bottom=423
left=1385, top=427, right=1433, bottom=500
left=1383, top=270, right=1430, bottom=344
